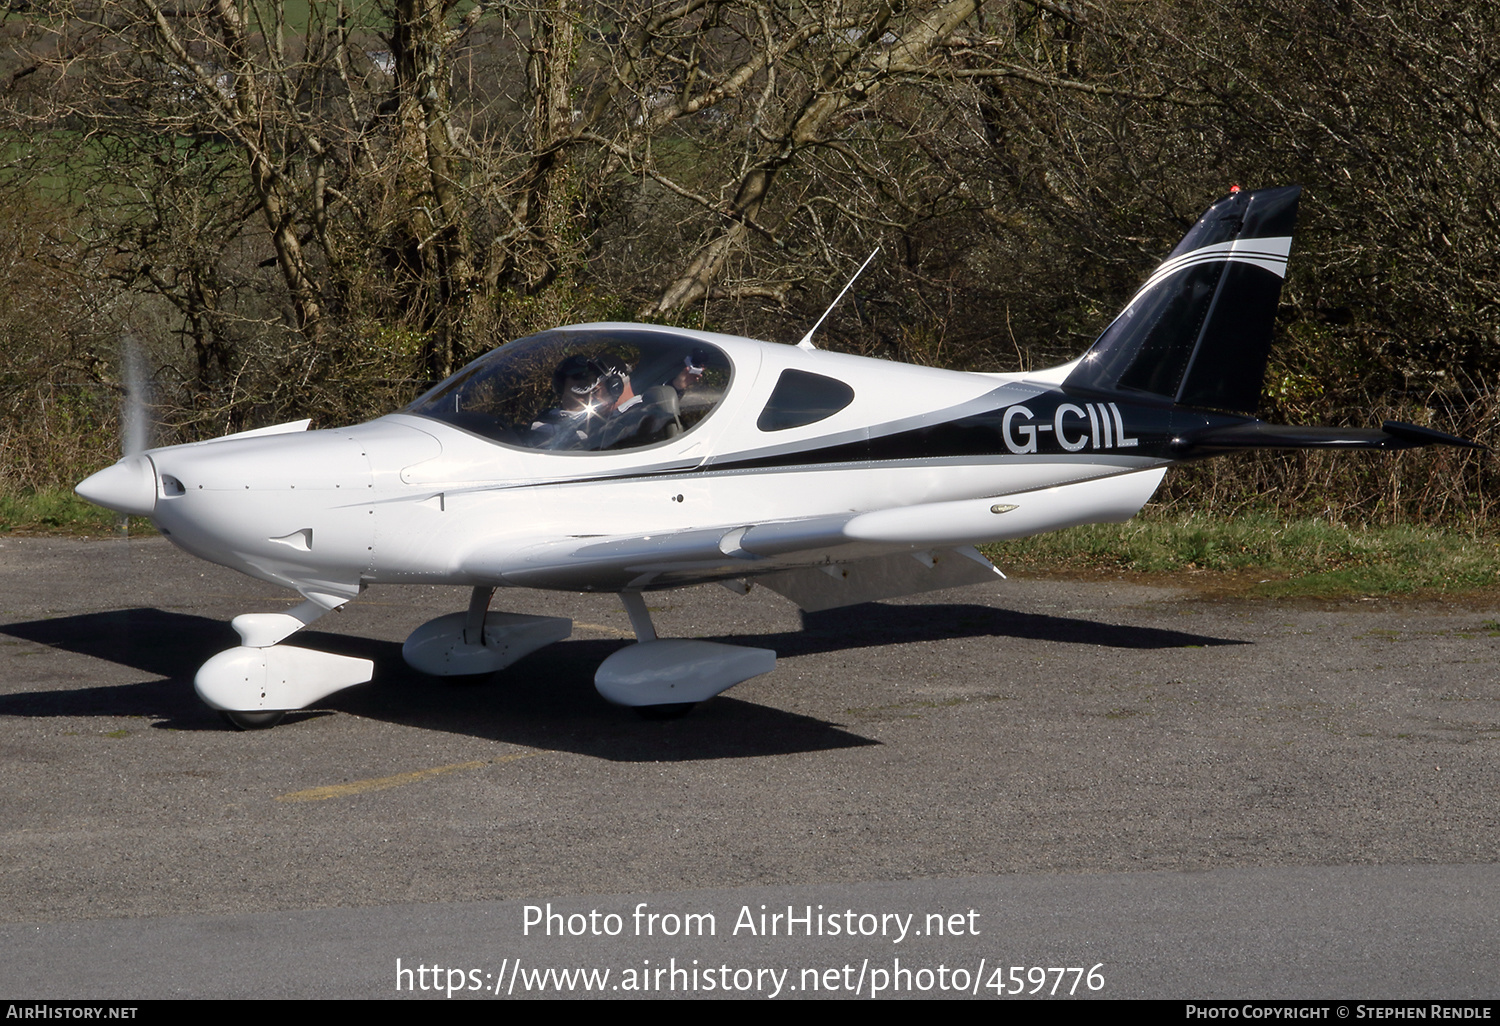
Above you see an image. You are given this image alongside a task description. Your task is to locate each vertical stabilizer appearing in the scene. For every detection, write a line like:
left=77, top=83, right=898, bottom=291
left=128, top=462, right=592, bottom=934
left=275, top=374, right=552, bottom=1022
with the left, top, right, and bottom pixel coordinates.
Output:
left=1064, top=186, right=1301, bottom=414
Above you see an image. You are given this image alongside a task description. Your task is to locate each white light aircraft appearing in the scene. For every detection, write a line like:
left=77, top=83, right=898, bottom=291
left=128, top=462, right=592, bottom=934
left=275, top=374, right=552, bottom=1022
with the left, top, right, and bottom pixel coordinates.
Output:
left=76, top=186, right=1476, bottom=727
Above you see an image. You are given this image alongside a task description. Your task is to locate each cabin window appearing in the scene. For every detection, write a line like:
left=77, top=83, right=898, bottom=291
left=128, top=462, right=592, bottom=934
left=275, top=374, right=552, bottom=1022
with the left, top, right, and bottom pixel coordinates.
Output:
left=405, top=329, right=731, bottom=453
left=756, top=369, right=855, bottom=431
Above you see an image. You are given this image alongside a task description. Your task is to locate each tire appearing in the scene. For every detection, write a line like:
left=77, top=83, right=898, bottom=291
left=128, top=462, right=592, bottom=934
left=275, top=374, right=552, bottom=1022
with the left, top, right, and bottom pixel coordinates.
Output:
left=220, top=709, right=287, bottom=730
left=634, top=703, right=696, bottom=720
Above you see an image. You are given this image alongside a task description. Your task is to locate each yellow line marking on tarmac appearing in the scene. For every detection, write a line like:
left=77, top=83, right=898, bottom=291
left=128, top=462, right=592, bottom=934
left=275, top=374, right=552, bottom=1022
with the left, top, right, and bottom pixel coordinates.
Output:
left=275, top=751, right=541, bottom=802
left=575, top=621, right=634, bottom=638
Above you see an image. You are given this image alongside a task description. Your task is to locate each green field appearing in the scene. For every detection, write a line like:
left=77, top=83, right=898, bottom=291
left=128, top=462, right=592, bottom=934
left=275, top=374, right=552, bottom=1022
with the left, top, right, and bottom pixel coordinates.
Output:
left=0, top=488, right=140, bottom=537
left=989, top=514, right=1500, bottom=599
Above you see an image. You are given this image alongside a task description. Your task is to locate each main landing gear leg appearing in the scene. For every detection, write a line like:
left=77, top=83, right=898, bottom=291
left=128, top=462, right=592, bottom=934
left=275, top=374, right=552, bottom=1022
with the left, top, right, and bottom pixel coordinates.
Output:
left=401, top=587, right=572, bottom=677
left=594, top=591, right=776, bottom=716
left=194, top=597, right=375, bottom=730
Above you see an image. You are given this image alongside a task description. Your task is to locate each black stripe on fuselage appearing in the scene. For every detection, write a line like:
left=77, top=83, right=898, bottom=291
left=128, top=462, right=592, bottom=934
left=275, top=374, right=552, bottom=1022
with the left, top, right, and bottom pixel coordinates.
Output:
left=706, top=392, right=1194, bottom=473
left=429, top=393, right=1247, bottom=496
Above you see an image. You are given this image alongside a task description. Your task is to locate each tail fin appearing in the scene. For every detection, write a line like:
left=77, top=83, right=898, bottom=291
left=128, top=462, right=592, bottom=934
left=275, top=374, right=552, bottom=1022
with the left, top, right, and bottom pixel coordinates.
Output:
left=1065, top=185, right=1301, bottom=414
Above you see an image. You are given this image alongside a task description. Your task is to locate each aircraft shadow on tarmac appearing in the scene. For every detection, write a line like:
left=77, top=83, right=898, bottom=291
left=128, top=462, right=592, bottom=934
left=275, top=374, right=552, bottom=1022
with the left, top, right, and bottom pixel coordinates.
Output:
left=0, top=602, right=1244, bottom=762
left=772, top=601, right=1247, bottom=657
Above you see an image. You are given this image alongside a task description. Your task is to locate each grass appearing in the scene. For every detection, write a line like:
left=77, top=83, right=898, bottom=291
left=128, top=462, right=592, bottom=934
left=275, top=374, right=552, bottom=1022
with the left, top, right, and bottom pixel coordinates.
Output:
left=986, top=513, right=1500, bottom=599
left=0, top=488, right=149, bottom=537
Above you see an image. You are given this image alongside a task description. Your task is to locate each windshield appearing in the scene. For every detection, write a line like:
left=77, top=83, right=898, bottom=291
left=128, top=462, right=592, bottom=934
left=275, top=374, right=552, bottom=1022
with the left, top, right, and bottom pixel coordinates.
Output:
left=405, top=328, right=732, bottom=453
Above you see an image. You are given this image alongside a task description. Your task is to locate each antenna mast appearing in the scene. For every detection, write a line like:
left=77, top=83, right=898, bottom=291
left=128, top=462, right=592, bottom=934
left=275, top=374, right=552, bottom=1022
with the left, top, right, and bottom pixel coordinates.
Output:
left=796, top=248, right=881, bottom=350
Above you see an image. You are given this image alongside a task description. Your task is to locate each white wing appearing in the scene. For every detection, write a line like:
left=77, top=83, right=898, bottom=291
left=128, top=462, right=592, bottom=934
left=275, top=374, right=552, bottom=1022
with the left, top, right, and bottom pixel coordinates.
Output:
left=463, top=470, right=1163, bottom=609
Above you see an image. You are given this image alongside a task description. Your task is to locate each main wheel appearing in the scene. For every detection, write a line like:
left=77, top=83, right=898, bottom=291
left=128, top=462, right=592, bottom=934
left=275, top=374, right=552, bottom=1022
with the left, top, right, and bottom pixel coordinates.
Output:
left=220, top=709, right=287, bottom=730
left=634, top=702, right=696, bottom=720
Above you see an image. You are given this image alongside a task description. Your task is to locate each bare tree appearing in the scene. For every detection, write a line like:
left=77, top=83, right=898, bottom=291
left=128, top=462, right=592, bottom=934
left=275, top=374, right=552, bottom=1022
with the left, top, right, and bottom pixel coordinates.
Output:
left=4, top=0, right=1495, bottom=523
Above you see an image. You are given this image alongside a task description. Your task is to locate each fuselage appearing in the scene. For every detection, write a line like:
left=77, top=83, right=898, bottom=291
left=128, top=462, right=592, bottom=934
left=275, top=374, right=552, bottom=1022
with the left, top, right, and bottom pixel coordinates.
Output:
left=83, top=323, right=1210, bottom=602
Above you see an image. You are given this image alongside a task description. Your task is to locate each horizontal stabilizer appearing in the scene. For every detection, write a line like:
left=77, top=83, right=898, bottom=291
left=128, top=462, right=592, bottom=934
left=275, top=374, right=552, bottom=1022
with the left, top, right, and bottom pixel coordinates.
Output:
left=1379, top=420, right=1483, bottom=449
left=1177, top=419, right=1481, bottom=455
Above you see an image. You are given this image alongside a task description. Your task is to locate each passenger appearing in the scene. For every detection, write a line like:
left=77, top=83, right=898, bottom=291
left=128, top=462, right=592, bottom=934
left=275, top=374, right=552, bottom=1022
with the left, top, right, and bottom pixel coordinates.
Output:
left=595, top=353, right=640, bottom=414
left=670, top=350, right=709, bottom=398
left=595, top=350, right=694, bottom=450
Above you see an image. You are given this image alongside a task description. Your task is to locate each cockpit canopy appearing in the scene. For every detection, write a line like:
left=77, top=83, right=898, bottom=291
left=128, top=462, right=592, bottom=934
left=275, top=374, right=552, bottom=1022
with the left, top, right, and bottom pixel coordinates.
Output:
left=406, top=328, right=732, bottom=453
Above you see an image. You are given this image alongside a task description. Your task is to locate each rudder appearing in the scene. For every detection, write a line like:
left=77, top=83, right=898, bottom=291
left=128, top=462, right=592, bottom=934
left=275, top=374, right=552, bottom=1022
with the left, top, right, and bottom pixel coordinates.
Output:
left=1064, top=185, right=1301, bottom=414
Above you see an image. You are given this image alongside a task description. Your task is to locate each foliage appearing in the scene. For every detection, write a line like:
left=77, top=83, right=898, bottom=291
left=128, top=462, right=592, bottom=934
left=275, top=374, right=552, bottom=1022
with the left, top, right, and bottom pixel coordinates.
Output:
left=0, top=0, right=1496, bottom=528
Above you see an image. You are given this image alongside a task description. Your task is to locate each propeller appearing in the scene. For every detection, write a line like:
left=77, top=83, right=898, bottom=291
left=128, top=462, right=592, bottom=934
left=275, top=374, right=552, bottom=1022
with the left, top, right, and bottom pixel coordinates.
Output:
left=75, top=335, right=157, bottom=524
left=121, top=333, right=151, bottom=460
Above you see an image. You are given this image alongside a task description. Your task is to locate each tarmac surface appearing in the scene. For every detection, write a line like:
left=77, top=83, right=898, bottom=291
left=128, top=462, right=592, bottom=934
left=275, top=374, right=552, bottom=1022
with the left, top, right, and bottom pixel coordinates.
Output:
left=2, top=535, right=1497, bottom=998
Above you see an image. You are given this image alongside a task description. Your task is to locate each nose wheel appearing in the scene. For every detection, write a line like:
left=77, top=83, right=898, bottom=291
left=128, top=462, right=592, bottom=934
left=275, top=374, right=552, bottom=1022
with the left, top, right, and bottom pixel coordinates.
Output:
left=219, top=709, right=287, bottom=730
left=197, top=597, right=373, bottom=730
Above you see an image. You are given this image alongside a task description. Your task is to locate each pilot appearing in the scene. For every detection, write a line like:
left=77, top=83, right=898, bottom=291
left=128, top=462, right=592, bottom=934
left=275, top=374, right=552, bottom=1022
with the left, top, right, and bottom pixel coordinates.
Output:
left=530, top=354, right=613, bottom=448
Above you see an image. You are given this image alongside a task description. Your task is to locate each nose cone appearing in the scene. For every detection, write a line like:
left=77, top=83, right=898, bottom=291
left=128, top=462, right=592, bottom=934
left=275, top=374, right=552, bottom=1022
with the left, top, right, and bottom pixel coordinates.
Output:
left=76, top=455, right=157, bottom=517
